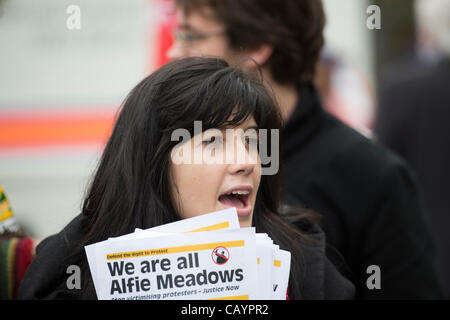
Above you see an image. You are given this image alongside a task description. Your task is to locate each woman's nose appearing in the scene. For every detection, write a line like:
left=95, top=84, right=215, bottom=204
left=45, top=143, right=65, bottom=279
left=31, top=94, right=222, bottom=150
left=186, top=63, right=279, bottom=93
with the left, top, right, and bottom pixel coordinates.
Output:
left=226, top=137, right=256, bottom=176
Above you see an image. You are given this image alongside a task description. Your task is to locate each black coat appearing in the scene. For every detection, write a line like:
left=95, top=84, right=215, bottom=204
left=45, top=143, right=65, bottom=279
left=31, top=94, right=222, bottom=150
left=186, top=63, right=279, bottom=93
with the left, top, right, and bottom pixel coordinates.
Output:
left=18, top=213, right=355, bottom=300
left=281, top=82, right=443, bottom=299
left=375, top=57, right=450, bottom=297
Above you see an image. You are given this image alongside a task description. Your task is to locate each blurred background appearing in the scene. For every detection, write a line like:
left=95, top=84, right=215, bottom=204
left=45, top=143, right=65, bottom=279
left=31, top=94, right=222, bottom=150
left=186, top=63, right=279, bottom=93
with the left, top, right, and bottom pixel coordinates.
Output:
left=0, top=0, right=449, bottom=289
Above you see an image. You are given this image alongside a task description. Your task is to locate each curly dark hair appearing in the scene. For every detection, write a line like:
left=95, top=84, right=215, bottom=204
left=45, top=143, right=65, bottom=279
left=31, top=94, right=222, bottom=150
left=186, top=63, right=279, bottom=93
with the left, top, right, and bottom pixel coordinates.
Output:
left=175, top=0, right=326, bottom=85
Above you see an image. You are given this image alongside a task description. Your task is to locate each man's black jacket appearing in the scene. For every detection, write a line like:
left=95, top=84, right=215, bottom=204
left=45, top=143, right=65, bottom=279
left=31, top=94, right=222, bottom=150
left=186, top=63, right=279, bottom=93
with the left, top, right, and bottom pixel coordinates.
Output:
left=376, top=58, right=450, bottom=297
left=281, top=82, right=443, bottom=299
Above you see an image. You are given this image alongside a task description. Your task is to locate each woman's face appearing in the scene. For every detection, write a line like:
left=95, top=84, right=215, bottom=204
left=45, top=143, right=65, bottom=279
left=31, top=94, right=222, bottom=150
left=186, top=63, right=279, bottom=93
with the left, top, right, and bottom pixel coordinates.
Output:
left=169, top=116, right=261, bottom=227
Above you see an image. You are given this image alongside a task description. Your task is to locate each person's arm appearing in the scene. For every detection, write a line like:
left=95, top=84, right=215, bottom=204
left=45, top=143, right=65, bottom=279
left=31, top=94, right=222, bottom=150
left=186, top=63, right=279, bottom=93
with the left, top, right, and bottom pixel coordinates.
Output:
left=0, top=185, right=38, bottom=300
left=0, top=234, right=36, bottom=299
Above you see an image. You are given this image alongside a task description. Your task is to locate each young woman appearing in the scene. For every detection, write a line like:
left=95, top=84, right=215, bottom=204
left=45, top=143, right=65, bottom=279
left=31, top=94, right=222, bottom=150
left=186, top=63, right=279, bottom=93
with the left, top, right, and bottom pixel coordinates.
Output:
left=18, top=57, right=354, bottom=300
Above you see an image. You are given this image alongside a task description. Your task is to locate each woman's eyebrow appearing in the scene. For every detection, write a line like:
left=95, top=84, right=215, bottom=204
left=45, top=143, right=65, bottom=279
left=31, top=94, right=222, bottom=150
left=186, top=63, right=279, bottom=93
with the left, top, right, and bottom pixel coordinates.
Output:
left=178, top=23, right=199, bottom=33
left=178, top=23, right=190, bottom=30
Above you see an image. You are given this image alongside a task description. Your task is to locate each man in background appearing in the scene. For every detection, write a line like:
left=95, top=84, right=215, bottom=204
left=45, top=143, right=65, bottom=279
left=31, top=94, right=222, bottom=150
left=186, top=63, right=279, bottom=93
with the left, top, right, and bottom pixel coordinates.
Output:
left=376, top=0, right=450, bottom=297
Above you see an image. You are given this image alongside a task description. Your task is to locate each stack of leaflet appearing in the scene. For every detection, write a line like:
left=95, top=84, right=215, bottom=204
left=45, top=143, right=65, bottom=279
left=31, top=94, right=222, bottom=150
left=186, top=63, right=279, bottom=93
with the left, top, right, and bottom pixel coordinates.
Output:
left=85, top=208, right=291, bottom=300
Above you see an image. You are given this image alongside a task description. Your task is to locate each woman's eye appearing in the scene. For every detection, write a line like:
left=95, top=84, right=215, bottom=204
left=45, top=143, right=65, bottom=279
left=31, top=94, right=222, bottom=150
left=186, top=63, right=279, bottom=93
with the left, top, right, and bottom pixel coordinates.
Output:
left=183, top=33, right=196, bottom=43
left=244, top=136, right=258, bottom=147
left=203, top=136, right=222, bottom=146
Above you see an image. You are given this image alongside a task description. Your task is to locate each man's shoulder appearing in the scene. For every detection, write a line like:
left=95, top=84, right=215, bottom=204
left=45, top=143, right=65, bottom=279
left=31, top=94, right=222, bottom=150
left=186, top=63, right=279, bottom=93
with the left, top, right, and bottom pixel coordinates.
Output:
left=296, top=112, right=408, bottom=179
left=282, top=112, right=418, bottom=223
left=333, top=119, right=405, bottom=173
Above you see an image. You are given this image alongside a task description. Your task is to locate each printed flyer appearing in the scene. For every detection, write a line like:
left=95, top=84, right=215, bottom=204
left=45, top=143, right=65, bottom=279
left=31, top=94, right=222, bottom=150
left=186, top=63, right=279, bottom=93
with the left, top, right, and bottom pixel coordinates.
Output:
left=85, top=208, right=290, bottom=300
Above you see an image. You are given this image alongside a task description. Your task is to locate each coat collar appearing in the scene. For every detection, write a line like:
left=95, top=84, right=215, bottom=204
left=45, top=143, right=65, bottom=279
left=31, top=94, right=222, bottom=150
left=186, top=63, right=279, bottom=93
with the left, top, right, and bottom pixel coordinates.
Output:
left=285, top=82, right=322, bottom=127
left=281, top=82, right=325, bottom=158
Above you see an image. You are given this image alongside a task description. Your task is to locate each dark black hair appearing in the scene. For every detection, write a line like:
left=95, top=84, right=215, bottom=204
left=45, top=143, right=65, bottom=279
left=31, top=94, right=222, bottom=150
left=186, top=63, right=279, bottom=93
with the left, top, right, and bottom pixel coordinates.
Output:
left=175, top=0, right=326, bottom=85
left=78, top=57, right=310, bottom=299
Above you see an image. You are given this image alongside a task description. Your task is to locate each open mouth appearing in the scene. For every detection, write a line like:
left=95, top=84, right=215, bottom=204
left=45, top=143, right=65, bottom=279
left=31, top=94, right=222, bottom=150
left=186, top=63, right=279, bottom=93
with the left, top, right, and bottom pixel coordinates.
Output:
left=218, top=191, right=249, bottom=208
left=218, top=187, right=252, bottom=217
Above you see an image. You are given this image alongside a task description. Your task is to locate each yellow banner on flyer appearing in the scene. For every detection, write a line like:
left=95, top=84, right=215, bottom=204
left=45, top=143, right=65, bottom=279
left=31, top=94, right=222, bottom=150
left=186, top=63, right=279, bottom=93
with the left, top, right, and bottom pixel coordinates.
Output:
left=106, top=240, right=245, bottom=260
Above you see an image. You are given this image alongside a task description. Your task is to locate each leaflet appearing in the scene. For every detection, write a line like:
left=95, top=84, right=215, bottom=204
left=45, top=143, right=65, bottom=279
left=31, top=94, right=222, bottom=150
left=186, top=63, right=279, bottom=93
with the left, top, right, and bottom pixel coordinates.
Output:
left=86, top=228, right=258, bottom=300
left=272, top=248, right=291, bottom=300
left=85, top=209, right=291, bottom=300
left=110, top=208, right=240, bottom=241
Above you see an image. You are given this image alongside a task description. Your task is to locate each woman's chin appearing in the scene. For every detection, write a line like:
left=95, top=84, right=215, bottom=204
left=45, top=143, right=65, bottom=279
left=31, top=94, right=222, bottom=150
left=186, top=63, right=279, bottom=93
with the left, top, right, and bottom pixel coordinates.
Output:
left=217, top=201, right=252, bottom=217
left=216, top=202, right=253, bottom=228
left=238, top=215, right=252, bottom=228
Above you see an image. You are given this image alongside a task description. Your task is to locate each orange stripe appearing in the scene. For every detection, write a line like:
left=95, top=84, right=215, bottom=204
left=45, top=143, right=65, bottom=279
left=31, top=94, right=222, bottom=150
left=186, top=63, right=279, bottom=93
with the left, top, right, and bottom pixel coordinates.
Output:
left=0, top=110, right=116, bottom=149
